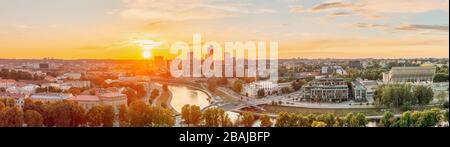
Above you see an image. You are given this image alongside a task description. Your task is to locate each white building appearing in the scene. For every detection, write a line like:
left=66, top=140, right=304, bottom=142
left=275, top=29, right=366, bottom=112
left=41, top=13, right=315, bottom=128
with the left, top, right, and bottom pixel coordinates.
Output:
left=0, top=79, right=16, bottom=88
left=30, top=93, right=73, bottom=103
left=5, top=84, right=39, bottom=95
left=64, top=81, right=91, bottom=88
left=383, top=66, right=436, bottom=83
left=242, top=81, right=279, bottom=98
left=59, top=72, right=82, bottom=80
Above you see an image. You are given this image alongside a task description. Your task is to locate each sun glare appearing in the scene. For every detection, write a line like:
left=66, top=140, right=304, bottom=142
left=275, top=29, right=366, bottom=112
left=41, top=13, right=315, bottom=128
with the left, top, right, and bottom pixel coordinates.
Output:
left=142, top=51, right=152, bottom=59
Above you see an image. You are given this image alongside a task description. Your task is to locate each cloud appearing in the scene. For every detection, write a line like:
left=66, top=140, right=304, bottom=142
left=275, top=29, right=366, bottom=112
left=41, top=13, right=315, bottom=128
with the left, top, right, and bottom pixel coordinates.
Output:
left=353, top=23, right=449, bottom=34
left=280, top=36, right=449, bottom=58
left=395, top=24, right=449, bottom=31
left=120, top=0, right=277, bottom=21
left=290, top=0, right=449, bottom=19
left=328, top=11, right=354, bottom=17
left=289, top=5, right=304, bottom=13
left=311, top=2, right=353, bottom=11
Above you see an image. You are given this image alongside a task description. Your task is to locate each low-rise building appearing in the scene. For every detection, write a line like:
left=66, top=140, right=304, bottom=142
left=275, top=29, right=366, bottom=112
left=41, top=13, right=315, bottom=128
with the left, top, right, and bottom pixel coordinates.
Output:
left=242, top=81, right=279, bottom=98
left=351, top=79, right=379, bottom=103
left=64, top=81, right=91, bottom=89
left=302, top=78, right=349, bottom=102
left=0, top=92, right=27, bottom=108
left=0, top=79, right=16, bottom=88
left=69, top=91, right=127, bottom=111
left=30, top=93, right=73, bottom=103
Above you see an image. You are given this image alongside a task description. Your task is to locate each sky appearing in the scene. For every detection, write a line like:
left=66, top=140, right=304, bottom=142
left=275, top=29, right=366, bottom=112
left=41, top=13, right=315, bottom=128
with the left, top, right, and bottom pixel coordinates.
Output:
left=0, top=0, right=448, bottom=59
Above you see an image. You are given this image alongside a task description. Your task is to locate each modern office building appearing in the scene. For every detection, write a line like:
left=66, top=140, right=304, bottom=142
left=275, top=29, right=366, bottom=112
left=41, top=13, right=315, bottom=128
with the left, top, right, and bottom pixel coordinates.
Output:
left=352, top=78, right=379, bottom=103
left=302, top=78, right=349, bottom=102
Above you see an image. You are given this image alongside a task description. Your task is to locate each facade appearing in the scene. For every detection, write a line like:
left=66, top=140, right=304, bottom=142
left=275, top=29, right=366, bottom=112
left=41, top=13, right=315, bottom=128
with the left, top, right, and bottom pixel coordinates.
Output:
left=383, top=66, right=436, bottom=83
left=68, top=91, right=127, bottom=111
left=60, top=72, right=82, bottom=80
left=351, top=79, right=378, bottom=103
left=349, top=60, right=363, bottom=69
left=302, top=78, right=349, bottom=102
left=321, top=66, right=347, bottom=75
left=30, top=93, right=73, bottom=103
left=64, top=81, right=91, bottom=88
left=6, top=84, right=39, bottom=95
left=0, top=92, right=26, bottom=108
left=242, top=81, right=279, bottom=98
left=0, top=79, right=16, bottom=88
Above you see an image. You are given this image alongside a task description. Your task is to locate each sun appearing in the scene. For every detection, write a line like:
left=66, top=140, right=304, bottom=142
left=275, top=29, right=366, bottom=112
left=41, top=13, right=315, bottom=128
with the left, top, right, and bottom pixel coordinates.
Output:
left=142, top=50, right=152, bottom=59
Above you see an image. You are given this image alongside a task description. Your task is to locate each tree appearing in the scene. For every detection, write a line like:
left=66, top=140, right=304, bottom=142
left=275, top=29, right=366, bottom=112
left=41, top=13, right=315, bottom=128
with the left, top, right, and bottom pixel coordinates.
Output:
left=152, top=106, right=175, bottom=127
left=316, top=113, right=336, bottom=127
left=150, top=89, right=160, bottom=101
left=232, top=80, right=243, bottom=93
left=48, top=101, right=86, bottom=127
left=281, top=87, right=291, bottom=94
left=413, top=85, right=434, bottom=105
left=292, top=80, right=306, bottom=91
left=202, top=108, right=231, bottom=127
left=240, top=112, right=255, bottom=127
left=128, top=101, right=149, bottom=127
left=444, top=110, right=449, bottom=123
left=275, top=112, right=301, bottom=127
left=6, top=98, right=15, bottom=107
left=380, top=111, right=395, bottom=127
left=398, top=111, right=413, bottom=127
left=118, top=104, right=129, bottom=127
left=181, top=104, right=202, bottom=127
left=24, top=110, right=43, bottom=127
left=374, top=84, right=414, bottom=107
left=128, top=101, right=174, bottom=127
left=67, top=87, right=82, bottom=96
left=86, top=105, right=104, bottom=127
left=218, top=110, right=233, bottom=127
left=0, top=101, right=5, bottom=111
left=1, top=107, right=23, bottom=127
left=203, top=108, right=221, bottom=127
left=103, top=105, right=115, bottom=127
left=412, top=109, right=440, bottom=127
left=123, top=87, right=139, bottom=105
left=257, top=89, right=265, bottom=98
left=162, top=84, right=169, bottom=91
left=207, top=78, right=218, bottom=91
left=354, top=113, right=368, bottom=127
left=433, top=73, right=449, bottom=82
left=260, top=114, right=273, bottom=127
left=311, top=121, right=327, bottom=127
left=344, top=112, right=367, bottom=127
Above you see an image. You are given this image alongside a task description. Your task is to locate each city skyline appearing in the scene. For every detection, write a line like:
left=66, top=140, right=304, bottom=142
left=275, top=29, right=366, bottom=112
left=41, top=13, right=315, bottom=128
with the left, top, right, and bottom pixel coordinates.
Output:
left=0, top=0, right=449, bottom=59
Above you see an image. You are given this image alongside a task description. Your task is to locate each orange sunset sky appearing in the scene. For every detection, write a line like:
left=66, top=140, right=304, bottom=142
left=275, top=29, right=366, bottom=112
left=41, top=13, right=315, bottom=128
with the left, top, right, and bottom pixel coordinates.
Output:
left=0, top=0, right=448, bottom=60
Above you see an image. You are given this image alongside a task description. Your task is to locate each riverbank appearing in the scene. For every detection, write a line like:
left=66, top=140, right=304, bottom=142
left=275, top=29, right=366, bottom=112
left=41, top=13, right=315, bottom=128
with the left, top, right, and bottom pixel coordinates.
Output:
left=154, top=89, right=178, bottom=115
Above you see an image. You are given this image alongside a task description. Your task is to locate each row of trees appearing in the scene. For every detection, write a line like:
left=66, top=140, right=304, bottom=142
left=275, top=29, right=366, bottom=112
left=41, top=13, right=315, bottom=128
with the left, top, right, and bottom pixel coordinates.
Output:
left=380, top=109, right=447, bottom=127
left=275, top=112, right=367, bottom=127
left=2, top=99, right=447, bottom=127
left=0, top=69, right=45, bottom=81
left=0, top=99, right=174, bottom=127
left=374, top=84, right=434, bottom=108
left=180, top=104, right=273, bottom=127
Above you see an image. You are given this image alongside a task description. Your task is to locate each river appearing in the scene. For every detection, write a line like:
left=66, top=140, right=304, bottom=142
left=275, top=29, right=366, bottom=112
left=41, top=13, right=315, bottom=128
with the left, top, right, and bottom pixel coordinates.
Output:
left=169, top=86, right=211, bottom=113
left=167, top=85, right=379, bottom=127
